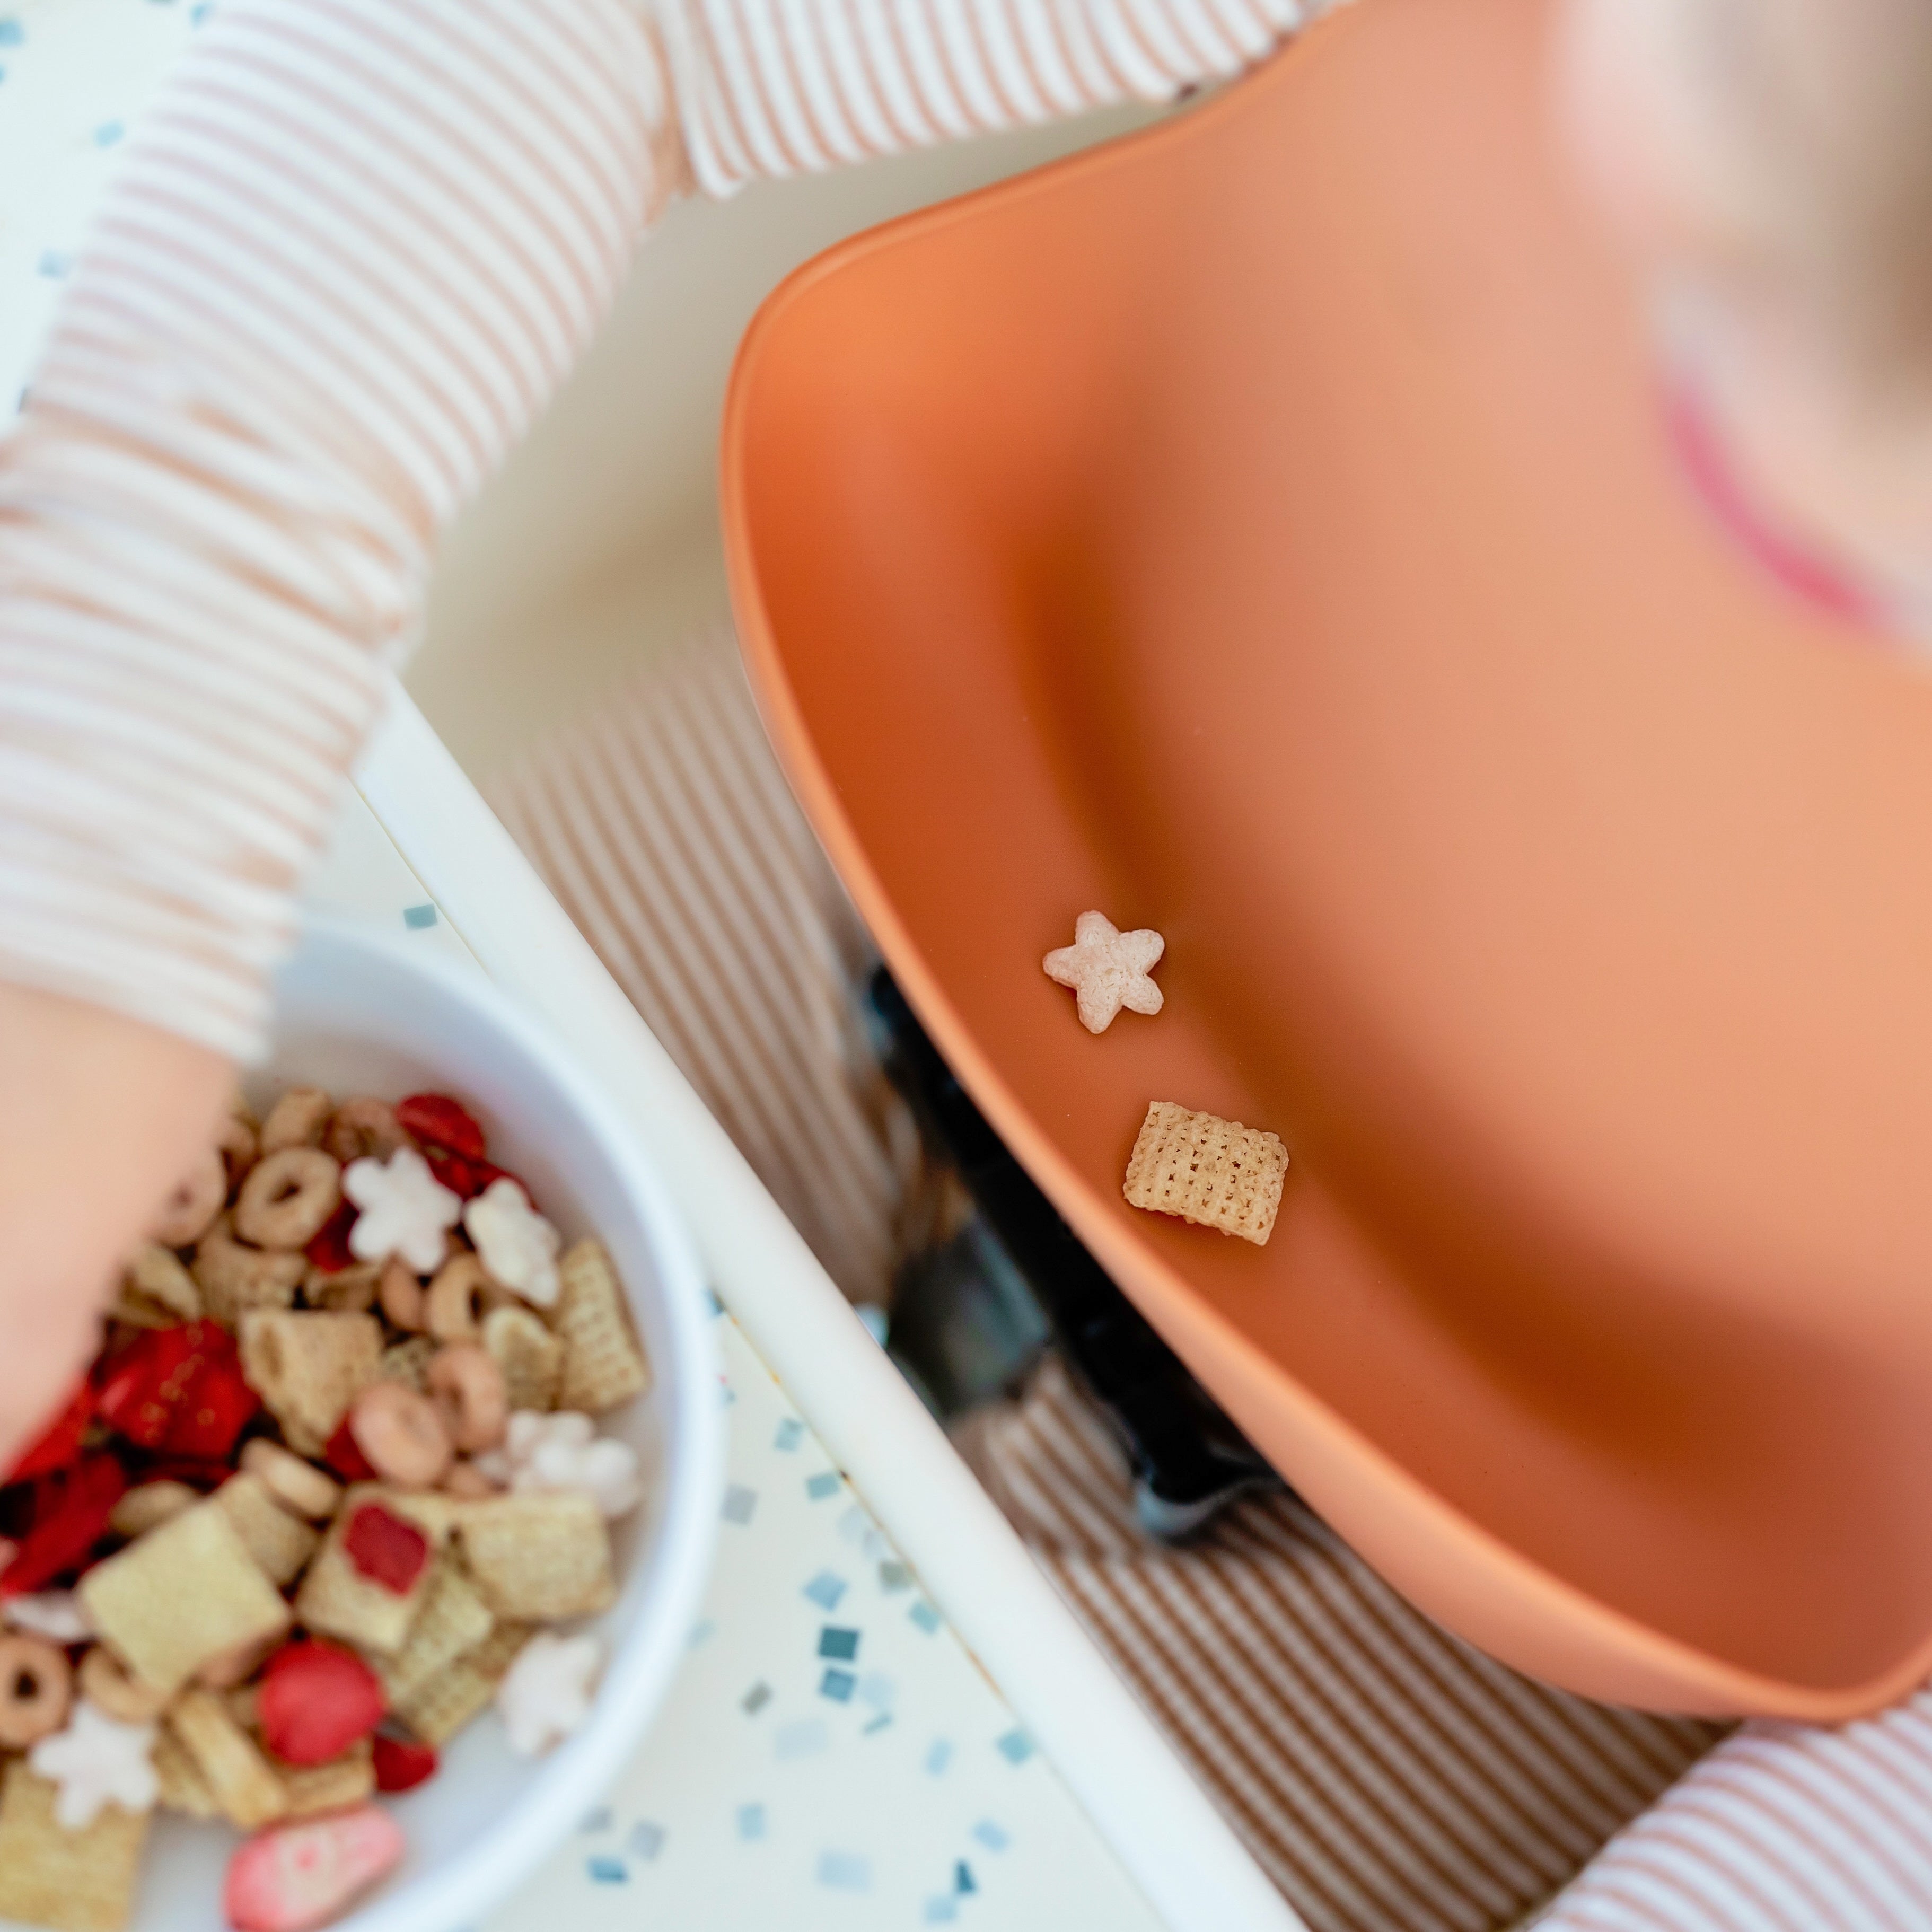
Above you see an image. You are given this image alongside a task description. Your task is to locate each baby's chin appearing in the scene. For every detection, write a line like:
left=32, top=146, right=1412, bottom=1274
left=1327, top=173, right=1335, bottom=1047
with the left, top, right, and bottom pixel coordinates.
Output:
left=1652, top=291, right=1932, bottom=645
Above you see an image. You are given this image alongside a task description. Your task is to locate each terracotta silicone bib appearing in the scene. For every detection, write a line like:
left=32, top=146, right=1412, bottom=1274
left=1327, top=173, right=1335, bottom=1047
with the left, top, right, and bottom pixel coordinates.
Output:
left=722, top=0, right=1932, bottom=1718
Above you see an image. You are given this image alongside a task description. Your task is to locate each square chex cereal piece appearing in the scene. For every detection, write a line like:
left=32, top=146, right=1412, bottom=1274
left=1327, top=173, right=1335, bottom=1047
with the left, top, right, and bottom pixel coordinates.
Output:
left=1122, top=1101, right=1288, bottom=1246
left=375, top=1557, right=495, bottom=1708
left=483, top=1305, right=564, bottom=1413
left=394, top=1622, right=531, bottom=1748
left=460, top=1493, right=616, bottom=1621
left=215, top=1472, right=320, bottom=1588
left=282, top=1741, right=375, bottom=1819
left=554, top=1240, right=651, bottom=1413
left=80, top=1499, right=291, bottom=1696
left=152, top=1730, right=219, bottom=1820
left=167, top=1690, right=288, bottom=1831
left=295, top=1486, right=441, bottom=1655
left=0, top=1762, right=151, bottom=1932
left=239, top=1310, right=382, bottom=1456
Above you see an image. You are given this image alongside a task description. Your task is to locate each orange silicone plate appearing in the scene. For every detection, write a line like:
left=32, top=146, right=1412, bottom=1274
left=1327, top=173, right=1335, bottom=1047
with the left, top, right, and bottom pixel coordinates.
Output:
left=723, top=0, right=1932, bottom=1718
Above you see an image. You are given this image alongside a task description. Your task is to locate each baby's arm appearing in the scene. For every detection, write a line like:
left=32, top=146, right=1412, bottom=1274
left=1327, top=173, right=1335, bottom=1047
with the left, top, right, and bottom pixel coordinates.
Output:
left=0, top=0, right=1306, bottom=1467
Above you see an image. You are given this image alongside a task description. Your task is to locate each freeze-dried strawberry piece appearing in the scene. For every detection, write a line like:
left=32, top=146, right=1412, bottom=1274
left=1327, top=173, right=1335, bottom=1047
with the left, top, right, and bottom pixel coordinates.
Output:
left=259, top=1639, right=385, bottom=1766
left=396, top=1094, right=487, bottom=1162
left=321, top=1418, right=377, bottom=1485
left=3, top=1380, right=94, bottom=1483
left=423, top=1148, right=533, bottom=1206
left=0, top=1454, right=125, bottom=1595
left=225, top=1807, right=405, bottom=1932
left=371, top=1732, right=438, bottom=1793
left=304, top=1198, right=359, bottom=1275
left=341, top=1503, right=428, bottom=1594
left=98, top=1321, right=259, bottom=1460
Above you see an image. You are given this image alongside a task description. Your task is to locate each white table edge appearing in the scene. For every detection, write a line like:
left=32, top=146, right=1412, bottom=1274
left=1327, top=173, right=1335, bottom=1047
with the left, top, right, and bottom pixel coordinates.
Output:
left=357, top=681, right=1303, bottom=1932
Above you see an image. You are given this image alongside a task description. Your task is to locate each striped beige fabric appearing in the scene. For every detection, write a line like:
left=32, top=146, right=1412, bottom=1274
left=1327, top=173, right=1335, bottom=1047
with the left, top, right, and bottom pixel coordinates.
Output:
left=487, top=627, right=916, bottom=1305
left=953, top=1355, right=1728, bottom=1932
left=657, top=0, right=1328, bottom=195
left=1538, top=1692, right=1932, bottom=1930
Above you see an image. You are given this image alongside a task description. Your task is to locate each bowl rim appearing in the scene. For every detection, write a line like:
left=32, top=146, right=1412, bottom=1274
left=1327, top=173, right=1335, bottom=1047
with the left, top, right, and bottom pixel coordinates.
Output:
left=268, top=914, right=722, bottom=1932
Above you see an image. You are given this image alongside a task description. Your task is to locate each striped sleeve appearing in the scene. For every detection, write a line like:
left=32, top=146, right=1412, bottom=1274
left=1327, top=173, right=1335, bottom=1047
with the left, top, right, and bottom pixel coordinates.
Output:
left=1536, top=1693, right=1932, bottom=1931
left=657, top=0, right=1322, bottom=193
left=0, top=0, right=1309, bottom=1061
left=0, top=0, right=680, bottom=1058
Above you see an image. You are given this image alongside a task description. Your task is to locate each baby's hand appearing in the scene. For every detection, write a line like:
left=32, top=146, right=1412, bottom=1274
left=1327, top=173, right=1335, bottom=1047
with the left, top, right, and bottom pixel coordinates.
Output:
left=0, top=982, right=230, bottom=1473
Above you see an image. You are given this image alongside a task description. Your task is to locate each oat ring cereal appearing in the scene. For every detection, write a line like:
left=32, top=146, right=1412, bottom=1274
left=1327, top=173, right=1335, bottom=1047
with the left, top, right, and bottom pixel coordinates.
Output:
left=425, top=1344, right=509, bottom=1454
left=426, top=1255, right=507, bottom=1343
left=346, top=1382, right=452, bottom=1490
left=0, top=1638, right=73, bottom=1749
left=234, top=1149, right=343, bottom=1251
left=0, top=1083, right=651, bottom=1932
left=77, top=1650, right=169, bottom=1726
left=259, top=1087, right=331, bottom=1155
left=323, top=1099, right=407, bottom=1166
left=377, top=1261, right=427, bottom=1333
left=149, top=1149, right=228, bottom=1249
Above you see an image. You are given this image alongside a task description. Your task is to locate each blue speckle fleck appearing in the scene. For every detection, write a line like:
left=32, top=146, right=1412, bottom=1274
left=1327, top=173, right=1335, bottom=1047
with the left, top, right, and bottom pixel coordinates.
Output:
left=816, top=1851, right=871, bottom=1893
left=973, top=1821, right=1010, bottom=1852
left=37, top=252, right=71, bottom=280
left=94, top=120, right=125, bottom=146
left=819, top=1668, right=855, bottom=1702
left=402, top=902, right=437, bottom=929
left=803, top=1570, right=846, bottom=1611
left=627, top=1821, right=665, bottom=1861
left=924, top=1899, right=959, bottom=1924
left=818, top=1627, right=859, bottom=1662
left=741, top=1681, right=771, bottom=1715
left=721, top=1485, right=757, bottom=1525
left=805, top=1471, right=841, bottom=1501
left=0, top=21, right=22, bottom=45
left=996, top=1728, right=1035, bottom=1766
left=955, top=1861, right=977, bottom=1894
left=879, top=1560, right=913, bottom=1592
left=736, top=1803, right=766, bottom=1841
left=578, top=1806, right=612, bottom=1834
left=775, top=1718, right=828, bottom=1760
left=925, top=1739, right=953, bottom=1777
left=909, top=1600, right=941, bottom=1634
left=705, top=1286, right=724, bottom=1316
left=585, top=1857, right=626, bottom=1885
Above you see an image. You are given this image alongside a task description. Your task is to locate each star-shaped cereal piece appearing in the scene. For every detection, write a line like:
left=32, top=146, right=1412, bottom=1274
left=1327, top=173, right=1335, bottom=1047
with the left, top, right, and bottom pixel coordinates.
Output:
left=1043, top=910, right=1166, bottom=1034
left=3, top=1594, right=91, bottom=1644
left=28, top=1700, right=159, bottom=1829
left=464, top=1179, right=562, bottom=1308
left=495, top=1631, right=601, bottom=1757
left=473, top=1411, right=643, bottom=1519
left=343, top=1147, right=461, bottom=1274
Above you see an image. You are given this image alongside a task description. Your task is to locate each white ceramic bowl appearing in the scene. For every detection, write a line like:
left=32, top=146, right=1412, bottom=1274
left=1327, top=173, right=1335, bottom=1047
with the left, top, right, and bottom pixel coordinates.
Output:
left=119, top=917, right=722, bottom=1932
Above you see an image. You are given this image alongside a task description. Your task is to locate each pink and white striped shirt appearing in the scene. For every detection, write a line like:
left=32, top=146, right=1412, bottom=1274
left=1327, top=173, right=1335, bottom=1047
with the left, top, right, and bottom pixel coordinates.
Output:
left=0, top=0, right=1302, bottom=1060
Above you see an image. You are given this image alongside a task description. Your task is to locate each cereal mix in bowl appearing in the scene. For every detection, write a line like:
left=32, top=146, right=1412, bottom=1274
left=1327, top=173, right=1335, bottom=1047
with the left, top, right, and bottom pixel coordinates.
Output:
left=0, top=1088, right=654, bottom=1932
